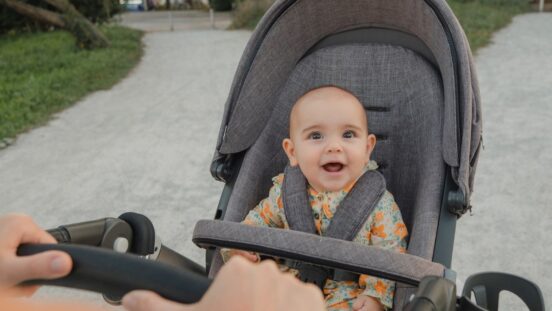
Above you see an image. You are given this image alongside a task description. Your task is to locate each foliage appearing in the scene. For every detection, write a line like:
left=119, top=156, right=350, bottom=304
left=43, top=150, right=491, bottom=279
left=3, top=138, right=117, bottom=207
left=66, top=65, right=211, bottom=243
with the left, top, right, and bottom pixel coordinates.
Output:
left=71, top=0, right=121, bottom=23
left=209, top=0, right=233, bottom=11
left=0, top=0, right=121, bottom=33
left=0, top=25, right=143, bottom=141
left=229, top=0, right=273, bottom=29
left=448, top=0, right=530, bottom=50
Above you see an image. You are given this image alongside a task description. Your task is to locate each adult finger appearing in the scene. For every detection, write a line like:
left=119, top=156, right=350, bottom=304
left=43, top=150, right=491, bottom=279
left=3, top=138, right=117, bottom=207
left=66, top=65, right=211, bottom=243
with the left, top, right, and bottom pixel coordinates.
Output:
left=122, top=290, right=195, bottom=311
left=283, top=278, right=325, bottom=311
left=0, top=214, right=72, bottom=290
left=6, top=251, right=72, bottom=283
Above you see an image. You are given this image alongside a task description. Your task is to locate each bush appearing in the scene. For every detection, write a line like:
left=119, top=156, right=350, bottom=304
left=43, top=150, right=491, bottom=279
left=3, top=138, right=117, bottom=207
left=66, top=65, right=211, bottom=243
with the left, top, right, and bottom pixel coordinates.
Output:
left=229, top=0, right=274, bottom=29
left=209, top=0, right=233, bottom=11
left=71, top=0, right=122, bottom=24
left=0, top=0, right=121, bottom=34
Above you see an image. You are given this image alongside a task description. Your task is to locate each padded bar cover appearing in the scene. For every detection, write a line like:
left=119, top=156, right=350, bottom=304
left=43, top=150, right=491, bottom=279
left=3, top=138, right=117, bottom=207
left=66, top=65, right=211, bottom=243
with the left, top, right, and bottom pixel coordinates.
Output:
left=193, top=220, right=445, bottom=286
left=18, top=244, right=210, bottom=303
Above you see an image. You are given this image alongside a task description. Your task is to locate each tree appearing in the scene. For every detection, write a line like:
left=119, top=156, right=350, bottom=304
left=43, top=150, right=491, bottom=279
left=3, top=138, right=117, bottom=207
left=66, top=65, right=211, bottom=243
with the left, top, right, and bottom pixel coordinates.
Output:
left=0, top=0, right=109, bottom=49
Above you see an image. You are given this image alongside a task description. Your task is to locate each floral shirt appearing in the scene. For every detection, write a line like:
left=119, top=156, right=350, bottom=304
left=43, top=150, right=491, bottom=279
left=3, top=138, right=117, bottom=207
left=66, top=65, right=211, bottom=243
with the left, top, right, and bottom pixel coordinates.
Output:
left=222, top=162, right=408, bottom=310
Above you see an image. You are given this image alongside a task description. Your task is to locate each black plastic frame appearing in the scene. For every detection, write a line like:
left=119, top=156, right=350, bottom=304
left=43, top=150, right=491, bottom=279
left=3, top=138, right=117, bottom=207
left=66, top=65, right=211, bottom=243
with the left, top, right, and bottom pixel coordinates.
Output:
left=432, top=168, right=458, bottom=269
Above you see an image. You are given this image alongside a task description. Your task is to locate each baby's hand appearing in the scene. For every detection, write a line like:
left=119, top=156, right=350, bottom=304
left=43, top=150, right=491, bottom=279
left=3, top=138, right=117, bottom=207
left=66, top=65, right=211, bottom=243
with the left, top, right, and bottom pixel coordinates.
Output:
left=226, top=249, right=259, bottom=263
left=352, top=295, right=384, bottom=311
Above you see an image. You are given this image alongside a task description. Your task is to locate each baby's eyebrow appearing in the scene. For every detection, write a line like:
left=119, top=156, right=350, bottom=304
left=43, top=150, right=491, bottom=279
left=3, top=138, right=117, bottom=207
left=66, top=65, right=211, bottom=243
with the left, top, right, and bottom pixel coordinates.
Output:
left=301, top=125, right=321, bottom=133
left=344, top=124, right=364, bottom=131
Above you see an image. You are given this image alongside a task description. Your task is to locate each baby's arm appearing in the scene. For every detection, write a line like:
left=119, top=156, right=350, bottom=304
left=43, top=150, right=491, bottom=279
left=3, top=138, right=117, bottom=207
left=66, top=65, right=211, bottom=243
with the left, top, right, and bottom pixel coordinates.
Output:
left=356, top=191, right=408, bottom=309
left=222, top=249, right=259, bottom=263
left=221, top=175, right=286, bottom=263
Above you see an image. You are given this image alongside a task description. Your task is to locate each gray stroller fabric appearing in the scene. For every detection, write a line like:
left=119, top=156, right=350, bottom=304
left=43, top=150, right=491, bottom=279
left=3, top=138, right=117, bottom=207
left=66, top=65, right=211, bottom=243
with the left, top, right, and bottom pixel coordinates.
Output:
left=283, top=165, right=387, bottom=241
left=204, top=43, right=446, bottom=309
left=215, top=0, right=481, bottom=207
left=194, top=220, right=446, bottom=285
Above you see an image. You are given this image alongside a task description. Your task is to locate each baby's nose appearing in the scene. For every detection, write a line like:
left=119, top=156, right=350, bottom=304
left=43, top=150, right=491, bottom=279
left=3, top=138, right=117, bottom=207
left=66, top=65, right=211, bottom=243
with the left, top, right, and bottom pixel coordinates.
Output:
left=326, top=142, right=343, bottom=153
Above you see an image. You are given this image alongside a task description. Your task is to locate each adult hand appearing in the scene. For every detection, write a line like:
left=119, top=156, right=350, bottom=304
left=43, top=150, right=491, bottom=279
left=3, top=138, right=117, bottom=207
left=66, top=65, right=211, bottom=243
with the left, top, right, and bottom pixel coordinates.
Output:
left=0, top=214, right=72, bottom=297
left=123, top=256, right=325, bottom=311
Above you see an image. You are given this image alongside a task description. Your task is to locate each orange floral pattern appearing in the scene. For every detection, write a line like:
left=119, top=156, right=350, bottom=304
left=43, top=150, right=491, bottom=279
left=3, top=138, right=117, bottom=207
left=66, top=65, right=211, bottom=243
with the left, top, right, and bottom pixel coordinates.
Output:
left=221, top=162, right=408, bottom=310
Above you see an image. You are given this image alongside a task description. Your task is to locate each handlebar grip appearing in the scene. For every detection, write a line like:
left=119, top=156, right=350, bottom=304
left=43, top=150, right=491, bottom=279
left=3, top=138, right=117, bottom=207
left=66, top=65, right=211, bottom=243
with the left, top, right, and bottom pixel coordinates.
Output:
left=18, top=244, right=211, bottom=304
left=158, top=245, right=206, bottom=275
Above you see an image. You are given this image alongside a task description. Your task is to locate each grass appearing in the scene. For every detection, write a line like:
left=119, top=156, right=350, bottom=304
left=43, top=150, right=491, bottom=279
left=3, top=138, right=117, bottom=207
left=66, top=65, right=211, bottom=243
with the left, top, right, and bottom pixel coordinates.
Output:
left=0, top=25, right=143, bottom=142
left=448, top=0, right=531, bottom=51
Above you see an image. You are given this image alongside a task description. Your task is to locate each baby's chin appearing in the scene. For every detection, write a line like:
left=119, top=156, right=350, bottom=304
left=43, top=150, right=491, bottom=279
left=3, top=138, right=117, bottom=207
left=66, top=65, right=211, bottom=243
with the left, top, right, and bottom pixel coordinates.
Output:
left=311, top=180, right=352, bottom=193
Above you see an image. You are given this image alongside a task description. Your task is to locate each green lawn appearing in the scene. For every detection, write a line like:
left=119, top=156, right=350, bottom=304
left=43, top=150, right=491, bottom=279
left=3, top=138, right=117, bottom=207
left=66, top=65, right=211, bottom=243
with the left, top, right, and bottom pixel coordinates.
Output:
left=449, top=0, right=530, bottom=51
left=0, top=25, right=143, bottom=143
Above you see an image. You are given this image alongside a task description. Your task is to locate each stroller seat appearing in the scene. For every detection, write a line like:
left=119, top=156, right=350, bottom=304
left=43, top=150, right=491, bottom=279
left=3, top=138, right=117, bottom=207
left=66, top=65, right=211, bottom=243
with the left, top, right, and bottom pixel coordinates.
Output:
left=204, top=41, right=446, bottom=308
left=193, top=0, right=482, bottom=310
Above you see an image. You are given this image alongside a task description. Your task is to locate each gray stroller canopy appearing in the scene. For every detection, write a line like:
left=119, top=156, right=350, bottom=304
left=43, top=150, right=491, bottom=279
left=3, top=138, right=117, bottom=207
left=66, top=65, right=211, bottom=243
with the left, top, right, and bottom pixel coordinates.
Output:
left=214, top=0, right=482, bottom=209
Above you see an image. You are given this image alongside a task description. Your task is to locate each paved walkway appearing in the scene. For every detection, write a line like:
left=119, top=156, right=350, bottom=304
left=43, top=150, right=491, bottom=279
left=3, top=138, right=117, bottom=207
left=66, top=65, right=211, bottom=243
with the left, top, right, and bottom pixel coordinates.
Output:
left=453, top=12, right=552, bottom=308
left=0, top=11, right=550, bottom=308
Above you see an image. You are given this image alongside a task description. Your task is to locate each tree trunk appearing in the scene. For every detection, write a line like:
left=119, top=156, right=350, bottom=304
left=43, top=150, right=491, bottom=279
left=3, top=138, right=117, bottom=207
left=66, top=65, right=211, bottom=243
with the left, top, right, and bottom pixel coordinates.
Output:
left=2, top=0, right=65, bottom=27
left=0, top=0, right=110, bottom=49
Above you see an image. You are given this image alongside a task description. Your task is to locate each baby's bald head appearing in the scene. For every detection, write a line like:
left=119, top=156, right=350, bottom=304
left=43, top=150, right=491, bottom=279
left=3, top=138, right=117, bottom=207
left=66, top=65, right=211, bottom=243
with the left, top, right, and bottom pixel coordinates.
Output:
left=289, top=86, right=368, bottom=137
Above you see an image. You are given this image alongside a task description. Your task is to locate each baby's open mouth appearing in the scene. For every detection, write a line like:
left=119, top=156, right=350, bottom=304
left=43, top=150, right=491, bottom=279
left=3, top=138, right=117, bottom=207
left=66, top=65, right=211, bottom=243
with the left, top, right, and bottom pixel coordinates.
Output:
left=322, top=162, right=344, bottom=172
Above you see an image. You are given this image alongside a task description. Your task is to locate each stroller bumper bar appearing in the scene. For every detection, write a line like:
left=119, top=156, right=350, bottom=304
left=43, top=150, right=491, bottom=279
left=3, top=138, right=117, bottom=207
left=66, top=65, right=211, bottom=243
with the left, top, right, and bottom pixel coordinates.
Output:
left=193, top=220, right=446, bottom=286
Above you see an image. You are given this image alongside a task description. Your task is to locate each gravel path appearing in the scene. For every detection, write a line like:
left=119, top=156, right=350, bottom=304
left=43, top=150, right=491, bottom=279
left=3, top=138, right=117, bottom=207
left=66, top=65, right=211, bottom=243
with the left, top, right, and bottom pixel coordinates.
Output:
left=0, top=11, right=550, bottom=308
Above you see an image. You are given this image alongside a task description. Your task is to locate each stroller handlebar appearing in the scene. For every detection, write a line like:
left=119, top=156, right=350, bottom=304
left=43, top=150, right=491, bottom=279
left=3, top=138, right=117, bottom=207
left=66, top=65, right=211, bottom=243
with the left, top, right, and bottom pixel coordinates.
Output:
left=17, top=243, right=211, bottom=304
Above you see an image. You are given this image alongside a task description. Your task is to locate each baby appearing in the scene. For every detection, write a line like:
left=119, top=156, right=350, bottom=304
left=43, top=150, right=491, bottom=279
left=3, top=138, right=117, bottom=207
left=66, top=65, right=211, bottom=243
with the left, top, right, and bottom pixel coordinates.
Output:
left=223, top=86, right=408, bottom=311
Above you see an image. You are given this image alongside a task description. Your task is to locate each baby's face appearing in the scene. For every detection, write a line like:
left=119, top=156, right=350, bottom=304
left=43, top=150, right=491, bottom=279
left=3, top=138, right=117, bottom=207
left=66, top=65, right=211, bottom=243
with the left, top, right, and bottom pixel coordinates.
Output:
left=283, top=87, right=376, bottom=192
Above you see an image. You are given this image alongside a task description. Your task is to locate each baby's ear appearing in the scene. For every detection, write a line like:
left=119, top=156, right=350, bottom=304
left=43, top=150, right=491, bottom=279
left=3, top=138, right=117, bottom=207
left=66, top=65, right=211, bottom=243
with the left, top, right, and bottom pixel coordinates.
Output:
left=365, top=134, right=377, bottom=162
left=282, top=138, right=298, bottom=166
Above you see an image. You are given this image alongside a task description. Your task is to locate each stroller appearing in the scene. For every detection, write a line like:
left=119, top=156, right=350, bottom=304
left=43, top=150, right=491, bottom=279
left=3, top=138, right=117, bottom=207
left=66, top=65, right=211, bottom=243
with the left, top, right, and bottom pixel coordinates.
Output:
left=19, top=0, right=545, bottom=310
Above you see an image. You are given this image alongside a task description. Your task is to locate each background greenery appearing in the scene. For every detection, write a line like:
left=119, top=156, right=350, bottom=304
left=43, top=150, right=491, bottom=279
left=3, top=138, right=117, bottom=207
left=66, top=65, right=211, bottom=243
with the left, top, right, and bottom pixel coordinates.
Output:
left=0, top=0, right=121, bottom=34
left=0, top=25, right=143, bottom=142
left=449, top=0, right=530, bottom=50
left=0, top=0, right=532, bottom=143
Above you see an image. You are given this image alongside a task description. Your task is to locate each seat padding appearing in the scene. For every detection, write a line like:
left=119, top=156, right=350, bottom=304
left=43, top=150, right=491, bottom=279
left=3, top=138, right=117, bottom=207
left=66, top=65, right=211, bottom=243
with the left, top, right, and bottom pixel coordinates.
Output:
left=212, top=44, right=446, bottom=309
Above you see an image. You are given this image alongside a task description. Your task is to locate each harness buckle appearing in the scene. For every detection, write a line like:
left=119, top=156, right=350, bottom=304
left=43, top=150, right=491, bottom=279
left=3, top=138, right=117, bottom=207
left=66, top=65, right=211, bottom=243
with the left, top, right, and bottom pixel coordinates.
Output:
left=290, top=261, right=330, bottom=289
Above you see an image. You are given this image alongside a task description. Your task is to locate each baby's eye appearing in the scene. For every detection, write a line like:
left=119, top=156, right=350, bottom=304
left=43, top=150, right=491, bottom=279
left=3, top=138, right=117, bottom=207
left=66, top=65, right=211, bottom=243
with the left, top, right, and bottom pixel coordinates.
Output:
left=343, top=130, right=356, bottom=139
left=308, top=132, right=323, bottom=140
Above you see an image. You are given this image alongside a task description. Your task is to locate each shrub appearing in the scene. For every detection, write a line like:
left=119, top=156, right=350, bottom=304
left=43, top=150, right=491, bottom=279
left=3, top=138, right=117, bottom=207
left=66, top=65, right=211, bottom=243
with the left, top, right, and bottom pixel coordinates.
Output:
left=210, top=0, right=233, bottom=11
left=229, top=0, right=274, bottom=29
left=71, top=0, right=122, bottom=24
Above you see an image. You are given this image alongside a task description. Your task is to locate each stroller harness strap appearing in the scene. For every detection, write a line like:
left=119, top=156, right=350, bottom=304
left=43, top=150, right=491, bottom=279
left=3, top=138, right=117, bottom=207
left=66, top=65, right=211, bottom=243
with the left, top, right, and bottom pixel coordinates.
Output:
left=282, top=165, right=387, bottom=287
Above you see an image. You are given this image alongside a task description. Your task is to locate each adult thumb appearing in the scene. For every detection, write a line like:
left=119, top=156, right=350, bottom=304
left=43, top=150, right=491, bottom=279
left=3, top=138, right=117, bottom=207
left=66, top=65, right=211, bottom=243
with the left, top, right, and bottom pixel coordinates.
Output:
left=11, top=250, right=72, bottom=283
